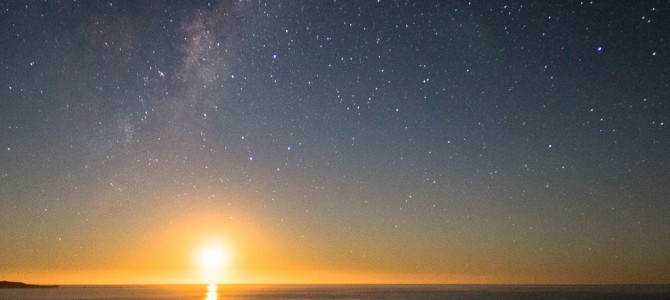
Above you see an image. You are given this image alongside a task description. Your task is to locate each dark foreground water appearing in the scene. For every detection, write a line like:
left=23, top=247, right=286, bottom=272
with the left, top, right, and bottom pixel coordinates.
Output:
left=0, top=284, right=668, bottom=300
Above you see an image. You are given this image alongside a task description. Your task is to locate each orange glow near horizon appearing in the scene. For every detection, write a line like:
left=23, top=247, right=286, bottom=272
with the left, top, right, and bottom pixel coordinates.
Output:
left=2, top=208, right=667, bottom=285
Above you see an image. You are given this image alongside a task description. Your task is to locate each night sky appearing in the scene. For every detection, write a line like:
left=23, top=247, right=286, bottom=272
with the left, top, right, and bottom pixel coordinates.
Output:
left=1, top=1, right=669, bottom=284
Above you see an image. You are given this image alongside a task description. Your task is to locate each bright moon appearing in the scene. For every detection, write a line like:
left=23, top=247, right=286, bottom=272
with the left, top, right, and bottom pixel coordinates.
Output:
left=197, top=244, right=230, bottom=271
left=196, top=242, right=232, bottom=284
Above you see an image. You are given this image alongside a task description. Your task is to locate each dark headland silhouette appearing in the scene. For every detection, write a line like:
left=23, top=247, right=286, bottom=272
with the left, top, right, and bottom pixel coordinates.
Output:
left=0, top=281, right=58, bottom=288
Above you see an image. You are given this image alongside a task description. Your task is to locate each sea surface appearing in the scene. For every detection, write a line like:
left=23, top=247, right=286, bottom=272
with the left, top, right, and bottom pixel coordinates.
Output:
left=0, top=284, right=669, bottom=300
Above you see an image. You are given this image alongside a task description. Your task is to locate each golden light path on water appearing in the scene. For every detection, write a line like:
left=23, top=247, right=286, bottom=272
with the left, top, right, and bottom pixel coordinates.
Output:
left=206, top=284, right=217, bottom=300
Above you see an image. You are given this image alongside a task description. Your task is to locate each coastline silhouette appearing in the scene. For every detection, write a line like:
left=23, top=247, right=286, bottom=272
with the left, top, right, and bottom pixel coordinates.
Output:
left=0, top=281, right=58, bottom=289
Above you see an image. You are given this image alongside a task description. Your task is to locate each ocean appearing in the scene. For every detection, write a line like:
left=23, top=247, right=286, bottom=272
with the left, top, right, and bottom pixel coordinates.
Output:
left=0, top=284, right=668, bottom=299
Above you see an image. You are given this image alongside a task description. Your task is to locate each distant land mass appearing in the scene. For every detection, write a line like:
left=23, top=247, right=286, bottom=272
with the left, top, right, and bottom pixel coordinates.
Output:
left=0, top=281, right=58, bottom=288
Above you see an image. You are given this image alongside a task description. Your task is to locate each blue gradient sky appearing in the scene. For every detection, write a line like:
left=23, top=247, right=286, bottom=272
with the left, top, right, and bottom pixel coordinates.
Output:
left=1, top=1, right=668, bottom=284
